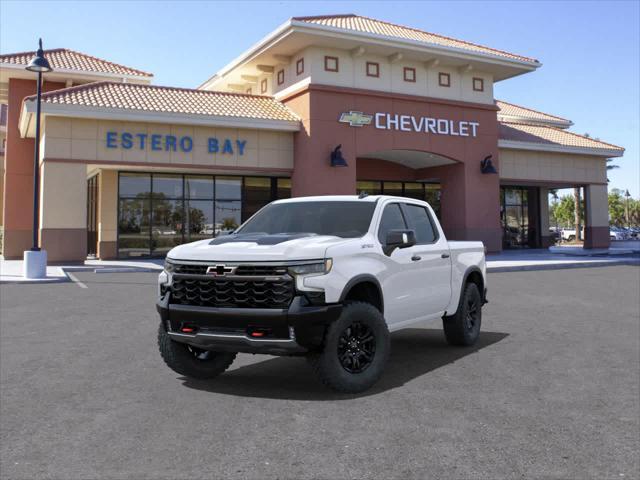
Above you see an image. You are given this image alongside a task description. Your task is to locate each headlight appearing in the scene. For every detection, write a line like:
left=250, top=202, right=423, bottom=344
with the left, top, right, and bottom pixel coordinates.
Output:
left=289, top=259, right=332, bottom=276
left=164, top=259, right=175, bottom=273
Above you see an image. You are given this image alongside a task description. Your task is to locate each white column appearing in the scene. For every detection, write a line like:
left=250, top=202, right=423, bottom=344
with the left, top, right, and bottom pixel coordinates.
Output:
left=584, top=184, right=610, bottom=249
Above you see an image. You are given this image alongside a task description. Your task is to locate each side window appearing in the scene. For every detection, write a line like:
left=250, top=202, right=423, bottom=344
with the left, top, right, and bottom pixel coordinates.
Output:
left=377, top=203, right=407, bottom=243
left=403, top=204, right=437, bottom=244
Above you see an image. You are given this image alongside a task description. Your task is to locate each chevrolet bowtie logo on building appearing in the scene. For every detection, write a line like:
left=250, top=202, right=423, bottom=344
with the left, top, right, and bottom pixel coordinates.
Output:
left=339, top=111, right=373, bottom=127
left=206, top=264, right=236, bottom=276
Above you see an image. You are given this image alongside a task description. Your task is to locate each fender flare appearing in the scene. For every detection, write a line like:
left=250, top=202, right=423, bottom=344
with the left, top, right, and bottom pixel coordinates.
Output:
left=338, top=274, right=385, bottom=314
left=449, top=266, right=486, bottom=316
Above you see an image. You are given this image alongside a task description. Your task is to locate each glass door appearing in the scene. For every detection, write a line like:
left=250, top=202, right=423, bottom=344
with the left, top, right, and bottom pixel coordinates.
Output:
left=86, top=175, right=99, bottom=257
left=501, top=186, right=539, bottom=248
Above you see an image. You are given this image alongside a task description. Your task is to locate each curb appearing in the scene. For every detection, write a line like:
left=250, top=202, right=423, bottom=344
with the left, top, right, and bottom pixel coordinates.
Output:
left=94, top=267, right=162, bottom=274
left=488, top=259, right=640, bottom=273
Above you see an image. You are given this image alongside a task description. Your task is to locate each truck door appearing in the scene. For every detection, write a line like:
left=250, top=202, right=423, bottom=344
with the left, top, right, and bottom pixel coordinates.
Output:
left=376, top=202, right=425, bottom=326
left=400, top=202, right=452, bottom=315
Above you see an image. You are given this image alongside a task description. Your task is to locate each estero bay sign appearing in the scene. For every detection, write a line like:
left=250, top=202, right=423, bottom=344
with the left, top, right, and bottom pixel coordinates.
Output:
left=339, top=111, right=480, bottom=137
left=105, top=131, right=248, bottom=155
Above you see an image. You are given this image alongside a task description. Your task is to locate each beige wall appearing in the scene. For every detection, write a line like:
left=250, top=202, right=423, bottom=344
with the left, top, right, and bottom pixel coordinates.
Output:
left=98, top=169, right=118, bottom=244
left=499, top=149, right=607, bottom=184
left=40, top=161, right=86, bottom=229
left=266, top=46, right=494, bottom=104
left=42, top=117, right=294, bottom=171
left=585, top=184, right=609, bottom=228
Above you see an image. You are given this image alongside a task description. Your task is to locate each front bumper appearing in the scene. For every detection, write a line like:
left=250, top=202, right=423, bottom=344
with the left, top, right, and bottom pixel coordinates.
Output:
left=156, top=294, right=342, bottom=355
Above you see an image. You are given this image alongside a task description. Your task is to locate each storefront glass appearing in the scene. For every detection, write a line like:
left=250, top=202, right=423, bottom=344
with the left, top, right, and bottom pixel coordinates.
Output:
left=117, top=173, right=290, bottom=258
left=501, top=186, right=539, bottom=248
left=356, top=180, right=441, bottom=218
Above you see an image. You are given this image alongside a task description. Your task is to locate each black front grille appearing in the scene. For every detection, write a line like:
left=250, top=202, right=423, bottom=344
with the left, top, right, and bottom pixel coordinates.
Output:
left=172, top=263, right=288, bottom=276
left=235, top=265, right=288, bottom=276
left=173, top=264, right=208, bottom=275
left=170, top=277, right=294, bottom=309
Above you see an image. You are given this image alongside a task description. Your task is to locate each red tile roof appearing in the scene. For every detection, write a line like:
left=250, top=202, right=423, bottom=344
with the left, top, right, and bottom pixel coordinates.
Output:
left=499, top=122, right=624, bottom=154
left=293, top=14, right=538, bottom=64
left=26, top=81, right=299, bottom=122
left=497, top=100, right=571, bottom=127
left=0, top=48, right=152, bottom=78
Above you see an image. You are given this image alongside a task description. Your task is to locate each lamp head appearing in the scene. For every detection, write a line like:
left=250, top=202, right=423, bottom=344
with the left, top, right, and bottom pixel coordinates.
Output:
left=480, top=155, right=498, bottom=174
left=26, top=39, right=53, bottom=73
left=330, top=144, right=348, bottom=167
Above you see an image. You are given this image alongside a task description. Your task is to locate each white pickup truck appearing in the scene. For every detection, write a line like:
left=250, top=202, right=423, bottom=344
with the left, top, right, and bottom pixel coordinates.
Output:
left=157, top=195, right=487, bottom=393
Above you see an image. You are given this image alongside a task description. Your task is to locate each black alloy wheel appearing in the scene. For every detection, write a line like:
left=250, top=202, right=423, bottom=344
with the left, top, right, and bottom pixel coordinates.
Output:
left=337, top=321, right=376, bottom=373
left=465, top=295, right=480, bottom=332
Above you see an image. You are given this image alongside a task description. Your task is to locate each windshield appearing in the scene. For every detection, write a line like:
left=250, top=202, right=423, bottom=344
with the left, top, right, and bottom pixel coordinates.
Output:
left=236, top=201, right=376, bottom=238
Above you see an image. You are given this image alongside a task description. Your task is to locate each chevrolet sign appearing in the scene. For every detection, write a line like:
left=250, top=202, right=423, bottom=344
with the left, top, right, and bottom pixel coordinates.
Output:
left=339, top=111, right=480, bottom=137
left=338, top=111, right=373, bottom=127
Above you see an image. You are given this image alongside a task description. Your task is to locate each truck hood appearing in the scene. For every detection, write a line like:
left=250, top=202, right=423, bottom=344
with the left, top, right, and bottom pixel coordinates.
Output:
left=167, top=233, right=351, bottom=262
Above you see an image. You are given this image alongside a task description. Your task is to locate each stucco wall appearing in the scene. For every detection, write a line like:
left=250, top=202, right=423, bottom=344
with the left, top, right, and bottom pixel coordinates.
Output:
left=273, top=46, right=494, bottom=105
left=42, top=117, right=294, bottom=171
left=499, top=148, right=607, bottom=184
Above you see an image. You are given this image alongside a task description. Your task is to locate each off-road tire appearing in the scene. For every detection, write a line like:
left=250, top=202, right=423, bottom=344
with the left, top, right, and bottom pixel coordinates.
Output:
left=158, top=324, right=237, bottom=379
left=442, top=282, right=482, bottom=346
left=308, top=301, right=390, bottom=393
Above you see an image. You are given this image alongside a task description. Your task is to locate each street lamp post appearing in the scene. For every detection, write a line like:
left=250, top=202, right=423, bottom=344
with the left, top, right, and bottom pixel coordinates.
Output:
left=552, top=191, right=559, bottom=244
left=23, top=39, right=52, bottom=279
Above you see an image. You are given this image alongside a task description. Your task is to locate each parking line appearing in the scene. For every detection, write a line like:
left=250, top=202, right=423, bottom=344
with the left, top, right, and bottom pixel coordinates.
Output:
left=66, top=272, right=88, bottom=289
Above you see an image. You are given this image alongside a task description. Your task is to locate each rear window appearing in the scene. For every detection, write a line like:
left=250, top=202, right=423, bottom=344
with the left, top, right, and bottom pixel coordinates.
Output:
left=236, top=201, right=376, bottom=238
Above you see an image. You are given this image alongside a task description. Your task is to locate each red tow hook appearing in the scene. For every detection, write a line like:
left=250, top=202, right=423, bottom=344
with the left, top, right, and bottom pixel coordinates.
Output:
left=181, top=327, right=195, bottom=333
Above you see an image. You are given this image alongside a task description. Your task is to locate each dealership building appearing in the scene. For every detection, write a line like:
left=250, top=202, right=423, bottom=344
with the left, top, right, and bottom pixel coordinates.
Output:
left=0, top=14, right=624, bottom=261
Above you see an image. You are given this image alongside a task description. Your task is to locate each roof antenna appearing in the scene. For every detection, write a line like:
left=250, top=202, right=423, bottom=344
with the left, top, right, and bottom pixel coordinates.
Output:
left=358, top=191, right=368, bottom=199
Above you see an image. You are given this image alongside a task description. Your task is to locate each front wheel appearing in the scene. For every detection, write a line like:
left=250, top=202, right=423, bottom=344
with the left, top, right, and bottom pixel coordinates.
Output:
left=158, top=324, right=237, bottom=379
left=308, top=301, right=390, bottom=393
left=442, top=283, right=482, bottom=346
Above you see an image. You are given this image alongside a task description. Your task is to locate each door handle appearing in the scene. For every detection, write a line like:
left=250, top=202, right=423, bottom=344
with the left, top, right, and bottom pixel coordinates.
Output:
left=441, top=253, right=450, bottom=259
left=411, top=255, right=421, bottom=261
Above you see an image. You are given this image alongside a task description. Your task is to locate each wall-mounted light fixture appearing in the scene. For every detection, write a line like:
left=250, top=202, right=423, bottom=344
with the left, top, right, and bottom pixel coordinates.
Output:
left=480, top=155, right=497, bottom=174
left=330, top=144, right=348, bottom=167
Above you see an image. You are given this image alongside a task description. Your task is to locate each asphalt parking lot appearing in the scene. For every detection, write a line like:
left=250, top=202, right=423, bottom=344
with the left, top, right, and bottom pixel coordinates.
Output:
left=1, top=266, right=639, bottom=479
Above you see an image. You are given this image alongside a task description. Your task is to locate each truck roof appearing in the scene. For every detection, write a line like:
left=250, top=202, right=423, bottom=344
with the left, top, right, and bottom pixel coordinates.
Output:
left=272, top=195, right=419, bottom=204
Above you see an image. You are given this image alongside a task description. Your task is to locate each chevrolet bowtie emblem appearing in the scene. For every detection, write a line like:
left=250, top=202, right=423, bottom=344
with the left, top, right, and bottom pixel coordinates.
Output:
left=206, top=264, right=236, bottom=276
left=339, top=111, right=373, bottom=127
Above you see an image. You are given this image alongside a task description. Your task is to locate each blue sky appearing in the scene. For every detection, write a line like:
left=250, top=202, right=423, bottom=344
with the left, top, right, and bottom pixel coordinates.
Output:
left=1, top=0, right=638, bottom=197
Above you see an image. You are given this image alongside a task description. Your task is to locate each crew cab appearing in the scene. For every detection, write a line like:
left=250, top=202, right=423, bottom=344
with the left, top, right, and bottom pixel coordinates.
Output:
left=157, top=195, right=487, bottom=393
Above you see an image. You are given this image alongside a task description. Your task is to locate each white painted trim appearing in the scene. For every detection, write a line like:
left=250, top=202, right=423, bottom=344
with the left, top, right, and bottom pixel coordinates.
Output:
left=498, top=114, right=573, bottom=129
left=20, top=101, right=300, bottom=137
left=199, top=18, right=294, bottom=89
left=498, top=140, right=624, bottom=158
left=273, top=77, right=312, bottom=101
left=0, top=62, right=152, bottom=82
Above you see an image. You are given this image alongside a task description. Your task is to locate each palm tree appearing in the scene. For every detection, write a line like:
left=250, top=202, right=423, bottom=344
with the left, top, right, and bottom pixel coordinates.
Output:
left=606, top=158, right=619, bottom=182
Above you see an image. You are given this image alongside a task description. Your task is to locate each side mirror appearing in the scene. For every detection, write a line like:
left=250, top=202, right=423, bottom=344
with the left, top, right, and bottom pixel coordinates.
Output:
left=384, top=229, right=416, bottom=256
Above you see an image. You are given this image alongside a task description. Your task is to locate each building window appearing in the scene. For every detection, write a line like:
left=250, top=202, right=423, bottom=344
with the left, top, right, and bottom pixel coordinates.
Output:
left=438, top=72, right=450, bottom=87
left=117, top=173, right=291, bottom=258
left=324, top=55, right=339, bottom=72
left=245, top=87, right=252, bottom=94
left=403, top=67, right=416, bottom=82
left=277, top=69, right=284, bottom=85
left=260, top=78, right=268, bottom=94
left=366, top=62, right=380, bottom=78
left=356, top=181, right=441, bottom=218
left=296, top=58, right=304, bottom=75
left=473, top=77, right=484, bottom=92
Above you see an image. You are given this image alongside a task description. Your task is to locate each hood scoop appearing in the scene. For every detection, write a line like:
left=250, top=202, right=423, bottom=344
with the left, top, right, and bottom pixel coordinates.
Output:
left=208, top=233, right=316, bottom=246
